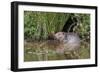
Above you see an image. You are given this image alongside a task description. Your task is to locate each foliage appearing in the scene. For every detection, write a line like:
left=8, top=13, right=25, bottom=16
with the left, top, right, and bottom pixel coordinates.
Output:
left=24, top=11, right=90, bottom=41
left=74, top=14, right=90, bottom=41
left=24, top=11, right=69, bottom=40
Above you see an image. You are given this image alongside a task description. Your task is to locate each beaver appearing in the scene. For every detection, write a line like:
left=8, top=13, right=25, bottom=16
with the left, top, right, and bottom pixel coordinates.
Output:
left=54, top=32, right=80, bottom=52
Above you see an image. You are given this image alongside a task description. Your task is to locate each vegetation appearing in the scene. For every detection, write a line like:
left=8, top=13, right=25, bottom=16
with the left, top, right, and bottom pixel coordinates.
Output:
left=24, top=11, right=90, bottom=61
left=24, top=11, right=70, bottom=40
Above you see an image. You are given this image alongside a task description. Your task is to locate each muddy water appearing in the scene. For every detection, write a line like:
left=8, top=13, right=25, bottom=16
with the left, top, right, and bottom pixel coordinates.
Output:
left=24, top=40, right=90, bottom=62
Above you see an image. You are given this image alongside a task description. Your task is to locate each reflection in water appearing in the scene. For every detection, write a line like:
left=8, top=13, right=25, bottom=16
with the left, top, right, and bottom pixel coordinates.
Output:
left=24, top=40, right=90, bottom=62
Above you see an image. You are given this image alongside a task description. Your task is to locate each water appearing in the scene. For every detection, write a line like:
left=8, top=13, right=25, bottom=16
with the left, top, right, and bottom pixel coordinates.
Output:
left=24, top=40, right=90, bottom=62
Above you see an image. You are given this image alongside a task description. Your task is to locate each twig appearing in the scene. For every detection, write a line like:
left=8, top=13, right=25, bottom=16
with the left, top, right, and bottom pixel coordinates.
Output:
left=68, top=23, right=76, bottom=32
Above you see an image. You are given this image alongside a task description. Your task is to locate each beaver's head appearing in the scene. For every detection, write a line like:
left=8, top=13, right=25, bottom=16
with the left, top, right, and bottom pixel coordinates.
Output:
left=54, top=32, right=65, bottom=42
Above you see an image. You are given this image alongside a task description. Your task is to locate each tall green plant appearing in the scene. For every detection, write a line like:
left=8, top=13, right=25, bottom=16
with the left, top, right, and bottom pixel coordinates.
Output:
left=24, top=11, right=90, bottom=41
